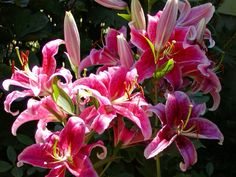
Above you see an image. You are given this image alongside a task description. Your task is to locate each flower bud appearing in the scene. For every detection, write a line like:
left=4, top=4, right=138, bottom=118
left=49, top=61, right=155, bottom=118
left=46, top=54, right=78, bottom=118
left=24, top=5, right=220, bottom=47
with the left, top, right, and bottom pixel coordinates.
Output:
left=64, top=11, right=80, bottom=69
left=95, top=0, right=127, bottom=10
left=131, top=0, right=146, bottom=30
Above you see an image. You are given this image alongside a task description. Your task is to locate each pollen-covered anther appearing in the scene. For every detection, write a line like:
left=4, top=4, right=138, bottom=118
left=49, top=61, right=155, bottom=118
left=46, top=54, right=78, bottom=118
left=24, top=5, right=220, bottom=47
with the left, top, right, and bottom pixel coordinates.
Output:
left=160, top=40, right=176, bottom=59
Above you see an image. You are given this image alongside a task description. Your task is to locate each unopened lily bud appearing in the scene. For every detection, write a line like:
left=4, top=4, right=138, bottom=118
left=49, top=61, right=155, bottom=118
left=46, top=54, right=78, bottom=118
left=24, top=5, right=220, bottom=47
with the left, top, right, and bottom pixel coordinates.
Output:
left=64, top=11, right=80, bottom=70
left=131, top=0, right=146, bottom=30
left=95, top=0, right=127, bottom=10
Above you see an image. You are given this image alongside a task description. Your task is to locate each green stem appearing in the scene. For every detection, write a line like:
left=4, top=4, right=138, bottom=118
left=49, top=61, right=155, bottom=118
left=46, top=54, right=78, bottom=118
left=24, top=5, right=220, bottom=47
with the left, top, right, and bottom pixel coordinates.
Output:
left=99, top=160, right=112, bottom=177
left=156, top=154, right=161, bottom=177
left=153, top=79, right=161, bottom=177
left=99, top=142, right=122, bottom=177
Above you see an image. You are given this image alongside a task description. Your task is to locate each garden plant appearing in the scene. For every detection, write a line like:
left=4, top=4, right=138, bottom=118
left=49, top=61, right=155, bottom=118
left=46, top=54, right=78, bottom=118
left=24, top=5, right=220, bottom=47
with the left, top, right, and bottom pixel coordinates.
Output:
left=1, top=0, right=235, bottom=177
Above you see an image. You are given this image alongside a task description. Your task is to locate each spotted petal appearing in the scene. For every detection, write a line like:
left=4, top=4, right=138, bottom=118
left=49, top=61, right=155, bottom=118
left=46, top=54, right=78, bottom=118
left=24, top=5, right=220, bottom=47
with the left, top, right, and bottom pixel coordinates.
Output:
left=144, top=125, right=177, bottom=158
left=184, top=117, right=224, bottom=145
left=175, top=136, right=197, bottom=172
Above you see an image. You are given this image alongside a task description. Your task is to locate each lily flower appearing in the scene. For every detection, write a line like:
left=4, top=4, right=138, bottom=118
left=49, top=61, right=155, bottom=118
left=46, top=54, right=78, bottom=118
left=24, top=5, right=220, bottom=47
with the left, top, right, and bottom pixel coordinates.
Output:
left=177, top=0, right=215, bottom=48
left=130, top=0, right=221, bottom=110
left=130, top=0, right=146, bottom=30
left=11, top=96, right=67, bottom=136
left=3, top=39, right=73, bottom=115
left=79, top=27, right=134, bottom=72
left=177, top=0, right=215, bottom=27
left=17, top=117, right=106, bottom=177
left=64, top=11, right=81, bottom=76
left=95, top=0, right=127, bottom=10
left=144, top=91, right=224, bottom=171
left=73, top=67, right=152, bottom=140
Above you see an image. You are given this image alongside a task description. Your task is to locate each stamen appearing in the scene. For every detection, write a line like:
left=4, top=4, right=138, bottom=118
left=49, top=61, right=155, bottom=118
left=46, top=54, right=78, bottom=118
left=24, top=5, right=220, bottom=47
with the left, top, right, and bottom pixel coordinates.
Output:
left=135, top=81, right=144, bottom=96
left=182, top=104, right=193, bottom=130
left=83, top=68, right=87, bottom=77
left=182, top=124, right=196, bottom=133
left=160, top=40, right=176, bottom=59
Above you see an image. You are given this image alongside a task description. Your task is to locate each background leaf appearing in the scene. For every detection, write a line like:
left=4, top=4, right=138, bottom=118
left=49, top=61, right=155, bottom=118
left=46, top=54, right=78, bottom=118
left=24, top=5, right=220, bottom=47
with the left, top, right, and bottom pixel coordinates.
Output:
left=0, top=160, right=12, bottom=172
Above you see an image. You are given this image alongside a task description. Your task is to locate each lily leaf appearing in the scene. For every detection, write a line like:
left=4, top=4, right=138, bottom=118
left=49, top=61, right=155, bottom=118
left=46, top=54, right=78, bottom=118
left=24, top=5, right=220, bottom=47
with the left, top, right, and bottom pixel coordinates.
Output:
left=52, top=77, right=75, bottom=115
left=117, top=13, right=131, bottom=21
left=153, top=59, right=174, bottom=79
left=0, top=161, right=12, bottom=172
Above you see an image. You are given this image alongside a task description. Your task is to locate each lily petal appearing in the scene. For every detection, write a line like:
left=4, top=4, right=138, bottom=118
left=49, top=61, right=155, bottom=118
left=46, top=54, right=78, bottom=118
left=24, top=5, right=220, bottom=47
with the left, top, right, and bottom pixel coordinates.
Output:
left=42, top=39, right=64, bottom=76
left=117, top=33, right=134, bottom=68
left=148, top=103, right=167, bottom=125
left=175, top=136, right=197, bottom=172
left=114, top=103, right=152, bottom=140
left=66, top=154, right=98, bottom=177
left=18, top=141, right=60, bottom=169
left=4, top=90, right=32, bottom=116
left=144, top=125, right=177, bottom=159
left=135, top=49, right=155, bottom=82
left=165, top=91, right=191, bottom=127
left=184, top=117, right=224, bottom=145
left=46, top=167, right=66, bottom=177
left=58, top=116, right=85, bottom=155
left=177, top=1, right=215, bottom=27
left=154, top=0, right=178, bottom=53
left=130, top=27, right=150, bottom=51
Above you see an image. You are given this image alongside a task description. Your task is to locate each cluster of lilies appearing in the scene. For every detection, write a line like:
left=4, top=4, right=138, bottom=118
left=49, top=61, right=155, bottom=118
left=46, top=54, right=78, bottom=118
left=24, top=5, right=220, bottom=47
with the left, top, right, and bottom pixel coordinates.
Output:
left=3, top=0, right=224, bottom=176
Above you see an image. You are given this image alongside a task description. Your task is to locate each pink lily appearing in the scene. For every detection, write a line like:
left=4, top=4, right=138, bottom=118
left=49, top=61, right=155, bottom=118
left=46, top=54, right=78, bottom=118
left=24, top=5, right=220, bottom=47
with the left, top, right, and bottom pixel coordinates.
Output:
left=3, top=39, right=73, bottom=115
left=130, top=1, right=221, bottom=110
left=17, top=117, right=106, bottom=177
left=79, top=27, right=134, bottom=72
left=64, top=11, right=81, bottom=76
left=144, top=91, right=224, bottom=171
left=177, top=0, right=215, bottom=48
left=11, top=96, right=67, bottom=136
left=73, top=66, right=152, bottom=140
left=95, top=0, right=127, bottom=10
left=177, top=0, right=215, bottom=27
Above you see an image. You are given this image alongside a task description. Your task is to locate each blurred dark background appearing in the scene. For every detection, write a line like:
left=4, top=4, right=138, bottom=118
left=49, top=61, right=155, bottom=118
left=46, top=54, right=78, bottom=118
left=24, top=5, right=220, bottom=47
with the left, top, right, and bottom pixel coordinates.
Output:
left=0, top=0, right=236, bottom=176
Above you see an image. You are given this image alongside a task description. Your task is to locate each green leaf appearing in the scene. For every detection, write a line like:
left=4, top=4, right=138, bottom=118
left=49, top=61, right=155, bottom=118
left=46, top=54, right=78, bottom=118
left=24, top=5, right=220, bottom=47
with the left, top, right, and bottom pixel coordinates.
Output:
left=206, top=162, right=214, bottom=176
left=0, top=161, right=12, bottom=173
left=0, top=0, right=29, bottom=7
left=52, top=77, right=75, bottom=115
left=153, top=59, right=174, bottom=79
left=16, top=134, right=34, bottom=145
left=26, top=167, right=36, bottom=176
left=10, top=9, right=49, bottom=39
left=7, top=146, right=17, bottom=164
left=117, top=13, right=131, bottom=21
left=192, top=139, right=206, bottom=149
left=11, top=167, right=23, bottom=177
left=190, top=92, right=210, bottom=104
